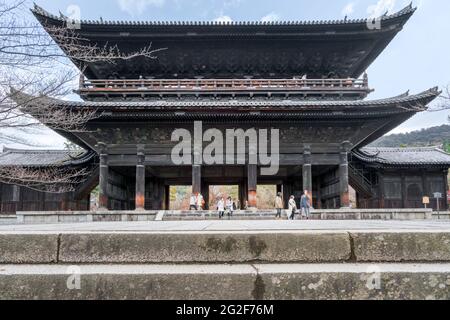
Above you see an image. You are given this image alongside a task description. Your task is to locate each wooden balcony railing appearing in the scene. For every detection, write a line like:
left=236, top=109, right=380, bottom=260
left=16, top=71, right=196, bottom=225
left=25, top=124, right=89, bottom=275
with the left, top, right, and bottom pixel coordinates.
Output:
left=78, top=76, right=371, bottom=99
left=80, top=77, right=368, bottom=91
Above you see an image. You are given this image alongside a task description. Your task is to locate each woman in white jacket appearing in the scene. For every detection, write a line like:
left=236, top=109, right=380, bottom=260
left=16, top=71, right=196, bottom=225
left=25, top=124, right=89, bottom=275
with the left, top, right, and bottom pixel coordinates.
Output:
left=217, top=197, right=225, bottom=219
left=226, top=197, right=234, bottom=218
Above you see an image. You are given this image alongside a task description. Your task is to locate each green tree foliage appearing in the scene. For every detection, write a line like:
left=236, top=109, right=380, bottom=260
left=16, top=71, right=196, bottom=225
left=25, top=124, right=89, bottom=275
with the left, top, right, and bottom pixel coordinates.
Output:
left=371, top=125, right=450, bottom=148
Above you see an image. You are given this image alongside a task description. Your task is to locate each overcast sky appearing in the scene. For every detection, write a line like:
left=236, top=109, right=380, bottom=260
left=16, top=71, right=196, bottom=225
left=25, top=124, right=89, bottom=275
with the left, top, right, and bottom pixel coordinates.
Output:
left=6, top=0, right=450, bottom=149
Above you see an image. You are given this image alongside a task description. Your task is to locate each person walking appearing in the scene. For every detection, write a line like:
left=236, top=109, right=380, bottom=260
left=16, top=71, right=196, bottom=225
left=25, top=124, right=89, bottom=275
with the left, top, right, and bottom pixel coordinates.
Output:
left=275, top=192, right=284, bottom=219
left=189, top=193, right=197, bottom=211
left=217, top=197, right=225, bottom=219
left=300, top=190, right=311, bottom=220
left=226, top=196, right=234, bottom=218
left=197, top=193, right=204, bottom=211
left=288, top=195, right=297, bottom=220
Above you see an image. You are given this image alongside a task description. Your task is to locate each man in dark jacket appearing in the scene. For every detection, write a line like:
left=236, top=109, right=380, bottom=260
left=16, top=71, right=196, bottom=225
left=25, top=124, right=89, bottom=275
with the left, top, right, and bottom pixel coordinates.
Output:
left=300, top=190, right=311, bottom=220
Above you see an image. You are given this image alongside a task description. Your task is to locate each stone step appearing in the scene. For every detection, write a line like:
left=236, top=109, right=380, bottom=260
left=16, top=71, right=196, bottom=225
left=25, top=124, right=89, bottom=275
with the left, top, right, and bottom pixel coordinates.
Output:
left=2, top=231, right=450, bottom=264
left=12, top=209, right=434, bottom=225
left=1, top=264, right=449, bottom=300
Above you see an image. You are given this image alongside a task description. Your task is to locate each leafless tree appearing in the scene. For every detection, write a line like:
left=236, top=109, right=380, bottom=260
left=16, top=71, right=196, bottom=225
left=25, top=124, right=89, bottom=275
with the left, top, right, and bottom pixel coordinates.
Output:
left=428, top=85, right=450, bottom=113
left=0, top=0, right=164, bottom=193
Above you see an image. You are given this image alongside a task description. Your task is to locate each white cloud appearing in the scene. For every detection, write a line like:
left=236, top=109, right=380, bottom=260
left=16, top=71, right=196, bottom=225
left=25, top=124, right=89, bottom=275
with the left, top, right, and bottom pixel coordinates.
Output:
left=214, top=15, right=233, bottom=22
left=342, top=2, right=355, bottom=16
left=223, top=0, right=243, bottom=8
left=367, top=0, right=396, bottom=17
left=261, top=12, right=281, bottom=22
left=117, top=0, right=165, bottom=16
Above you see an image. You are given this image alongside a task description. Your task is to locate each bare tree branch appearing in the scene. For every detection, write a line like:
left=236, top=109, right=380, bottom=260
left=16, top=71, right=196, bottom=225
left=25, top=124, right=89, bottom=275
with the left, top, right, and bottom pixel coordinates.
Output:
left=428, top=84, right=450, bottom=112
left=0, top=165, right=91, bottom=193
left=0, top=0, right=163, bottom=192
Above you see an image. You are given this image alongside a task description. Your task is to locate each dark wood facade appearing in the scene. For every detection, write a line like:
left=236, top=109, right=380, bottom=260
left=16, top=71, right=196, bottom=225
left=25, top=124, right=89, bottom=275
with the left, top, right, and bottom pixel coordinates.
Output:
left=1, top=4, right=449, bottom=214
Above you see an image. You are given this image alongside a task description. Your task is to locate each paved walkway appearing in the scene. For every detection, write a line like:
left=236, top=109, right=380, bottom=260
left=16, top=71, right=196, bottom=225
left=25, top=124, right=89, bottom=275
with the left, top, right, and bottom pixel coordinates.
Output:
left=1, top=220, right=450, bottom=232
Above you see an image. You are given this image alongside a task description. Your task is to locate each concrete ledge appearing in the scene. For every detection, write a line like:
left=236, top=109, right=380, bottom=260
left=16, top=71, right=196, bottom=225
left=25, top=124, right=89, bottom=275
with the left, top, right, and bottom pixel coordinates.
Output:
left=352, top=232, right=450, bottom=262
left=0, top=264, right=256, bottom=300
left=16, top=211, right=157, bottom=224
left=433, top=212, right=450, bottom=220
left=2, top=231, right=450, bottom=263
left=0, top=264, right=449, bottom=300
left=163, top=210, right=286, bottom=221
left=59, top=232, right=351, bottom=263
left=0, top=216, right=17, bottom=225
left=13, top=209, right=433, bottom=224
left=0, top=234, right=58, bottom=264
left=257, top=264, right=450, bottom=300
left=316, top=209, right=433, bottom=221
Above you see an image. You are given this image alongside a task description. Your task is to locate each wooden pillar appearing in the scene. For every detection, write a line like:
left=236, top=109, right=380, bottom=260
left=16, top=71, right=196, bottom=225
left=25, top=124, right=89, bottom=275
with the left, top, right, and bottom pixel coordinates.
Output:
left=444, top=170, right=449, bottom=211
left=192, top=165, right=202, bottom=195
left=339, top=143, right=350, bottom=208
left=164, top=184, right=170, bottom=210
left=98, top=143, right=109, bottom=210
left=239, top=180, right=248, bottom=210
left=247, top=164, right=257, bottom=208
left=12, top=185, right=21, bottom=214
left=401, top=173, right=407, bottom=209
left=422, top=171, right=429, bottom=197
left=135, top=145, right=146, bottom=210
left=378, top=172, right=385, bottom=209
left=201, top=183, right=209, bottom=210
left=303, top=145, right=312, bottom=198
left=276, top=184, right=283, bottom=194
left=316, top=177, right=322, bottom=209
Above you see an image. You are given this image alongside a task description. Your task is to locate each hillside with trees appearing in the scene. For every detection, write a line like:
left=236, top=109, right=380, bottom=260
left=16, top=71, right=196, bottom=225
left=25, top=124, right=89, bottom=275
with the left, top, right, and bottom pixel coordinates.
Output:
left=371, top=125, right=450, bottom=151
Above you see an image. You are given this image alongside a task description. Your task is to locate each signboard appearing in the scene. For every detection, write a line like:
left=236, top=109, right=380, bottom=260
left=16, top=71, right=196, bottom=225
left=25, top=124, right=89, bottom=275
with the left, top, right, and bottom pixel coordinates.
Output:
left=433, top=192, right=443, bottom=199
left=422, top=197, right=430, bottom=205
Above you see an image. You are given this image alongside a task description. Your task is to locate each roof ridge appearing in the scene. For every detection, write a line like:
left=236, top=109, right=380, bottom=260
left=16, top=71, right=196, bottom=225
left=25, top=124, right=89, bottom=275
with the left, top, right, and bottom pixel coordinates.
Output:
left=31, top=3, right=416, bottom=27
left=363, top=146, right=439, bottom=151
left=2, top=147, right=80, bottom=154
left=434, top=147, right=450, bottom=156
left=354, top=143, right=450, bottom=166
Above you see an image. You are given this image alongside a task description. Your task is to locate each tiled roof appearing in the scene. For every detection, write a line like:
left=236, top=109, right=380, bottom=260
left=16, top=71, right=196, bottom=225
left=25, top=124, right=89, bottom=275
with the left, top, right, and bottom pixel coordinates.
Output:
left=0, top=148, right=95, bottom=167
left=15, top=87, right=440, bottom=111
left=32, top=3, right=415, bottom=27
left=354, top=147, right=450, bottom=166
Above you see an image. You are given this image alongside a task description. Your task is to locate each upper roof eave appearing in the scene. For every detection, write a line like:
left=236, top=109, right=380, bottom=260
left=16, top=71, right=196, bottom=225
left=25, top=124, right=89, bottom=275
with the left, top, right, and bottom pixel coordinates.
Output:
left=31, top=2, right=415, bottom=30
left=0, top=147, right=96, bottom=167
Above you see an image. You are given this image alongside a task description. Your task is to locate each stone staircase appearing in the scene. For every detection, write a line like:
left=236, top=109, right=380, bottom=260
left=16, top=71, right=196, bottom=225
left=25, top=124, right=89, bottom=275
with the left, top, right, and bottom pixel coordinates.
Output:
left=7, top=208, right=434, bottom=225
left=1, top=227, right=450, bottom=299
